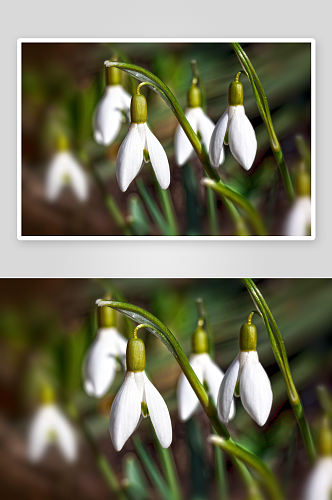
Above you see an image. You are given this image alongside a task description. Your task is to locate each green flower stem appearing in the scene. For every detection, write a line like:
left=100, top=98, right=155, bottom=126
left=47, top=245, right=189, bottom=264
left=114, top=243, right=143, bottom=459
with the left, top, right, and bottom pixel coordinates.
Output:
left=69, top=404, right=128, bottom=500
left=207, top=187, right=219, bottom=236
left=91, top=166, right=132, bottom=236
left=133, top=436, right=173, bottom=500
left=230, top=43, right=295, bottom=203
left=202, top=179, right=267, bottom=236
left=98, top=300, right=280, bottom=495
left=152, top=427, right=183, bottom=500
left=105, top=61, right=262, bottom=235
left=209, top=436, right=284, bottom=500
left=242, top=279, right=316, bottom=464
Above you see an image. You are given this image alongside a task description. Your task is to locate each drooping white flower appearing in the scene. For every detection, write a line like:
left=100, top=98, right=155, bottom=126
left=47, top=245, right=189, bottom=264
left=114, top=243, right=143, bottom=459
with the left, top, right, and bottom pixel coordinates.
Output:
left=303, top=457, right=332, bottom=500
left=175, top=82, right=215, bottom=166
left=217, top=319, right=272, bottom=426
left=116, top=93, right=170, bottom=192
left=177, top=352, right=235, bottom=422
left=45, top=149, right=88, bottom=202
left=27, top=404, right=77, bottom=462
left=284, top=196, right=311, bottom=236
left=84, top=327, right=128, bottom=398
left=209, top=75, right=257, bottom=171
left=110, top=337, right=172, bottom=451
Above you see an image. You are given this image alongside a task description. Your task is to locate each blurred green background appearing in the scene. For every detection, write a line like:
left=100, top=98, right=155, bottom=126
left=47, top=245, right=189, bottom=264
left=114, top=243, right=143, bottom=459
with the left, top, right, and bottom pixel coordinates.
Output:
left=21, top=42, right=311, bottom=236
left=0, top=278, right=330, bottom=499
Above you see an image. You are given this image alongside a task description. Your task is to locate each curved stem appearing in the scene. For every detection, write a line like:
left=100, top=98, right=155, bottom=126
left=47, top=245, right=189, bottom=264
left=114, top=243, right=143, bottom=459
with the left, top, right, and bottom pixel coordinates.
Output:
left=242, top=279, right=316, bottom=463
left=230, top=43, right=295, bottom=203
left=202, top=178, right=267, bottom=236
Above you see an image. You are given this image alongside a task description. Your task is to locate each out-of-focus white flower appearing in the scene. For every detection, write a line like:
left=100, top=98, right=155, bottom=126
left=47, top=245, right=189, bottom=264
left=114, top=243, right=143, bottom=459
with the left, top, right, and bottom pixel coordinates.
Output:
left=177, top=352, right=236, bottom=422
left=303, top=457, right=332, bottom=500
left=45, top=137, right=88, bottom=202
left=218, top=319, right=272, bottom=426
left=175, top=83, right=215, bottom=166
left=84, top=327, right=127, bottom=398
left=116, top=93, right=170, bottom=192
left=28, top=403, right=77, bottom=462
left=209, top=75, right=257, bottom=171
left=110, top=337, right=172, bottom=451
left=94, top=66, right=131, bottom=146
left=284, top=169, right=311, bottom=236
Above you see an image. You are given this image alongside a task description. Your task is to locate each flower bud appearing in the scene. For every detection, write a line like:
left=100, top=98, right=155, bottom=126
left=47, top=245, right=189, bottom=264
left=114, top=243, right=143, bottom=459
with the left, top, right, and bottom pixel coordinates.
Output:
left=295, top=168, right=311, bottom=197
left=97, top=304, right=116, bottom=328
left=228, top=81, right=243, bottom=106
left=239, top=322, right=257, bottom=351
left=130, top=94, right=147, bottom=124
left=192, top=326, right=209, bottom=354
left=105, top=65, right=122, bottom=86
left=126, top=338, right=146, bottom=372
left=187, top=84, right=202, bottom=108
left=317, top=419, right=332, bottom=457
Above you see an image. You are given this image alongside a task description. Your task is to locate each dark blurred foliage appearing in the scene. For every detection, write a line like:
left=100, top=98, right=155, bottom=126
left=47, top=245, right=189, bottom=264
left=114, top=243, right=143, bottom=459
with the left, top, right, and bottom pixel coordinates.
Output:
left=21, top=42, right=311, bottom=236
left=0, top=278, right=331, bottom=499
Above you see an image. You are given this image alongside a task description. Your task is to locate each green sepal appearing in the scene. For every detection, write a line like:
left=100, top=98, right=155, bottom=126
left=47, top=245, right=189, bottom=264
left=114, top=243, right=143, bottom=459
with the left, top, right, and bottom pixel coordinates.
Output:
left=234, top=380, right=240, bottom=397
left=127, top=338, right=146, bottom=372
left=143, top=149, right=150, bottom=162
left=106, top=65, right=121, bottom=86
left=141, top=402, right=149, bottom=417
left=187, top=84, right=201, bottom=108
left=228, top=81, right=243, bottom=106
left=131, top=94, right=147, bottom=124
left=192, top=326, right=209, bottom=354
left=239, top=323, right=257, bottom=352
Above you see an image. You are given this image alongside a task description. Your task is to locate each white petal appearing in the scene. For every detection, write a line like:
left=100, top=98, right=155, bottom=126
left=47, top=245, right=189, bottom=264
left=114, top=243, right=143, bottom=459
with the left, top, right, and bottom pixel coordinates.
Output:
left=174, top=108, right=197, bottom=166
left=65, top=154, right=89, bottom=201
left=217, top=354, right=240, bottom=424
left=51, top=407, right=77, bottom=462
left=283, top=196, right=311, bottom=236
left=209, top=109, right=228, bottom=168
left=303, top=458, right=332, bottom=500
left=203, top=354, right=235, bottom=419
left=83, top=328, right=122, bottom=398
left=143, top=372, right=172, bottom=448
left=27, top=406, right=53, bottom=461
left=116, top=124, right=144, bottom=192
left=118, top=86, right=132, bottom=120
left=94, top=86, right=125, bottom=145
left=240, top=351, right=272, bottom=426
left=145, top=125, right=170, bottom=190
left=45, top=153, right=67, bottom=201
left=228, top=106, right=257, bottom=170
left=109, top=372, right=141, bottom=451
left=196, top=108, right=215, bottom=153
left=177, top=354, right=204, bottom=422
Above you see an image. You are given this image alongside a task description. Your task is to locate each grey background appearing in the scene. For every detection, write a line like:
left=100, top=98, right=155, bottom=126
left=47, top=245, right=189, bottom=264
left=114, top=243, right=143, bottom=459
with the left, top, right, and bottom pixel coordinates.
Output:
left=2, top=0, right=329, bottom=277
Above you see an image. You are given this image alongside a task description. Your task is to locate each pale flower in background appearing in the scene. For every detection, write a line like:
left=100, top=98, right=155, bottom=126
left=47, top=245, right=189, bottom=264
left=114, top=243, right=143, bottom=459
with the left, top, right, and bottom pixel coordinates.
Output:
left=177, top=352, right=235, bottom=422
left=84, top=327, right=128, bottom=398
left=45, top=151, right=88, bottom=202
left=27, top=404, right=77, bottom=462
left=283, top=196, right=311, bottom=236
left=94, top=85, right=131, bottom=146
left=303, top=457, right=332, bottom=500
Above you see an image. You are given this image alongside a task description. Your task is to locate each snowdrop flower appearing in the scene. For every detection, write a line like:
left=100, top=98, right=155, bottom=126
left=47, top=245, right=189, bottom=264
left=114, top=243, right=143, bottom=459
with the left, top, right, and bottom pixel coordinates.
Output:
left=175, top=81, right=215, bottom=166
left=284, top=168, right=311, bottom=236
left=84, top=302, right=127, bottom=398
left=218, top=315, right=272, bottom=426
left=45, top=136, right=88, bottom=202
left=27, top=387, right=77, bottom=463
left=110, top=334, right=172, bottom=451
left=94, top=65, right=131, bottom=146
left=209, top=73, right=257, bottom=171
left=116, top=90, right=170, bottom=192
left=177, top=325, right=235, bottom=422
left=303, top=421, right=332, bottom=500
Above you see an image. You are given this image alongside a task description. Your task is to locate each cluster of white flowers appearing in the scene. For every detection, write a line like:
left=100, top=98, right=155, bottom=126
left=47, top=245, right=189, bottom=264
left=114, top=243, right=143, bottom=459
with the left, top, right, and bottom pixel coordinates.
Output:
left=94, top=65, right=257, bottom=193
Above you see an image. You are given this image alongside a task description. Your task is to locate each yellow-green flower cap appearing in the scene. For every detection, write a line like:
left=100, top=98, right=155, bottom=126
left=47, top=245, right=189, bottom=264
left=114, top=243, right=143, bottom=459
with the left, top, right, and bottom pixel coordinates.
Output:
left=41, top=384, right=56, bottom=404
left=192, top=326, right=209, bottom=354
left=97, top=304, right=116, bottom=328
left=295, top=168, right=311, bottom=197
left=56, top=134, right=69, bottom=152
left=239, top=321, right=257, bottom=352
left=187, top=84, right=202, bottom=108
left=131, top=94, right=147, bottom=124
left=228, top=81, right=244, bottom=106
left=105, top=65, right=122, bottom=86
left=126, top=338, right=146, bottom=372
left=317, top=418, right=332, bottom=457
